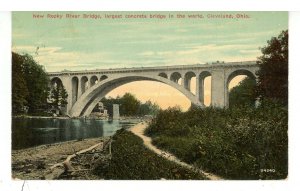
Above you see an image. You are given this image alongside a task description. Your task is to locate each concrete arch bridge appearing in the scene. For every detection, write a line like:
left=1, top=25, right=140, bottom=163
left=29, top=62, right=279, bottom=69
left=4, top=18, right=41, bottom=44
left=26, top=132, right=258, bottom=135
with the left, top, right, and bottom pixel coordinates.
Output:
left=48, top=61, right=259, bottom=117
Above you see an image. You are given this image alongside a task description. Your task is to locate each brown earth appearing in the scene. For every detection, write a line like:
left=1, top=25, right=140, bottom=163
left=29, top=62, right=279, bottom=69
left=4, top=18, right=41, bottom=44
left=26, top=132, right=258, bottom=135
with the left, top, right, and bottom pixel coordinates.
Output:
left=12, top=137, right=110, bottom=180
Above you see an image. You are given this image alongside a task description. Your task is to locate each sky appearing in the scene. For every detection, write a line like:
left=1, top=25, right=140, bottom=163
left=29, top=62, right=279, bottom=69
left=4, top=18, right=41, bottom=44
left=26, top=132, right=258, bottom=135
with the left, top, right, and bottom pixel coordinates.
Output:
left=12, top=11, right=288, bottom=110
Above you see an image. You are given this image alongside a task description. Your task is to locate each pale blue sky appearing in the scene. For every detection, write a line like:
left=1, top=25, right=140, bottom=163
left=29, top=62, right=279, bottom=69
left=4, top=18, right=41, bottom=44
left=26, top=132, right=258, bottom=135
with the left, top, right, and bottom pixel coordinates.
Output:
left=12, top=12, right=288, bottom=72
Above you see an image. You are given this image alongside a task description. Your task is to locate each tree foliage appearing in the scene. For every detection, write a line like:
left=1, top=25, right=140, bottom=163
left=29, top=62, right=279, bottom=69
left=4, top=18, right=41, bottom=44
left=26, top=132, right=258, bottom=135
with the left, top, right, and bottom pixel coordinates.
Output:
left=12, top=53, right=29, bottom=114
left=120, top=93, right=141, bottom=116
left=229, top=77, right=257, bottom=108
left=48, top=84, right=68, bottom=110
left=99, top=93, right=160, bottom=116
left=12, top=52, right=50, bottom=114
left=256, top=30, right=288, bottom=106
left=138, top=100, right=160, bottom=116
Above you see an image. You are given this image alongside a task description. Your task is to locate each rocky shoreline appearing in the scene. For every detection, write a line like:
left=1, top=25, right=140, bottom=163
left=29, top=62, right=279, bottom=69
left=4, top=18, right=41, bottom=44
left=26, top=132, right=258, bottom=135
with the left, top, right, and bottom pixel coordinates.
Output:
left=12, top=136, right=111, bottom=180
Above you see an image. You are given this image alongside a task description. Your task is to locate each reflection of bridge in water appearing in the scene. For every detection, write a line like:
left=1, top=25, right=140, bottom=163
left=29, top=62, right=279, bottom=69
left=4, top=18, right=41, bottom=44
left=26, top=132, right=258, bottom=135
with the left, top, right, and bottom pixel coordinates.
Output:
left=48, top=61, right=259, bottom=117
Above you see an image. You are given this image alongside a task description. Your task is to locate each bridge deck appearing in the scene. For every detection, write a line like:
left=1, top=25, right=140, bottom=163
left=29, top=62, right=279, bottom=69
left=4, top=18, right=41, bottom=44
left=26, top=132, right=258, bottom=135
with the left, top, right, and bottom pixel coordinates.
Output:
left=48, top=61, right=257, bottom=76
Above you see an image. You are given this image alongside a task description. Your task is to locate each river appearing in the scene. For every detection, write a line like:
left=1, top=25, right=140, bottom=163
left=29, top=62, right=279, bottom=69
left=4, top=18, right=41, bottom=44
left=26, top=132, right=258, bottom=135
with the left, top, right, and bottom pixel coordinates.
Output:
left=12, top=117, right=141, bottom=150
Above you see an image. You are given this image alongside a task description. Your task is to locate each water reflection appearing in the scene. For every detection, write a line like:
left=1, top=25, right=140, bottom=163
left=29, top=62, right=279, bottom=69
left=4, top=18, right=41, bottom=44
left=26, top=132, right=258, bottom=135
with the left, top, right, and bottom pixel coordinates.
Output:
left=12, top=118, right=139, bottom=150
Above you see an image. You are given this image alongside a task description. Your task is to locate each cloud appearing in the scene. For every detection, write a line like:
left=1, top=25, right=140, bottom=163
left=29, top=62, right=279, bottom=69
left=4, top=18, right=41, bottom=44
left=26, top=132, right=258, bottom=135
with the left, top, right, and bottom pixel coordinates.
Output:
left=239, top=49, right=260, bottom=54
left=12, top=45, right=62, bottom=54
left=12, top=45, right=110, bottom=72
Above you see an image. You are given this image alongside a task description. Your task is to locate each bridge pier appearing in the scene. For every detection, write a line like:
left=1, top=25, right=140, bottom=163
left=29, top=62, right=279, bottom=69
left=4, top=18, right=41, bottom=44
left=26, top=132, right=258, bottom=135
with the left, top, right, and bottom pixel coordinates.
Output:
left=59, top=76, right=73, bottom=114
left=77, top=78, right=82, bottom=100
left=211, top=69, right=226, bottom=108
left=198, top=76, right=205, bottom=104
left=195, top=76, right=200, bottom=102
left=184, top=77, right=191, bottom=91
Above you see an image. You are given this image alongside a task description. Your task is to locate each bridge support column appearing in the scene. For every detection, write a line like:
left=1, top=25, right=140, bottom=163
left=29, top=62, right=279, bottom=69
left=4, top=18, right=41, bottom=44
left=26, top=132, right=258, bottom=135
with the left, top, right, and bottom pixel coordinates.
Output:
left=113, top=104, right=120, bottom=120
left=211, top=69, right=226, bottom=107
left=61, top=76, right=73, bottom=115
left=180, top=77, right=184, bottom=87
left=184, top=77, right=190, bottom=91
left=197, top=76, right=205, bottom=103
left=77, top=78, right=82, bottom=98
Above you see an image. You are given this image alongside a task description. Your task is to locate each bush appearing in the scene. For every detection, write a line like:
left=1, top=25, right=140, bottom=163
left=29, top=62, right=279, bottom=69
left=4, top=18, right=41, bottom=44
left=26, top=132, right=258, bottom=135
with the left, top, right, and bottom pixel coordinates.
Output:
left=146, top=105, right=288, bottom=179
left=94, top=129, right=206, bottom=180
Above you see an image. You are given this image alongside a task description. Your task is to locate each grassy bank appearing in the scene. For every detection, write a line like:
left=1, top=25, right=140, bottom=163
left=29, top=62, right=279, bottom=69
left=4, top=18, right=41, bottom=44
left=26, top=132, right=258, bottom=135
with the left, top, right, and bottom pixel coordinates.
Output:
left=94, top=129, right=207, bottom=180
left=145, top=105, right=288, bottom=180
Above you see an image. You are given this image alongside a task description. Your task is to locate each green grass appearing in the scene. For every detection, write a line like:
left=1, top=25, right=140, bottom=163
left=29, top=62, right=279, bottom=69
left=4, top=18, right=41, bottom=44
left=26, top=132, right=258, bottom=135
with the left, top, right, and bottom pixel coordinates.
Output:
left=145, top=104, right=288, bottom=180
left=94, top=129, right=207, bottom=180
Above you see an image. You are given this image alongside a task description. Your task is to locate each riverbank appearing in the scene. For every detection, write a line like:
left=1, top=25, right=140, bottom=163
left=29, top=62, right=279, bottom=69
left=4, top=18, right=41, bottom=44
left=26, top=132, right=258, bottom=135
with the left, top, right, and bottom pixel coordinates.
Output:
left=12, top=137, right=110, bottom=180
left=145, top=106, right=288, bottom=179
left=129, top=121, right=222, bottom=180
left=12, top=121, right=207, bottom=180
left=12, top=115, right=70, bottom=119
left=12, top=115, right=153, bottom=121
left=96, top=124, right=207, bottom=180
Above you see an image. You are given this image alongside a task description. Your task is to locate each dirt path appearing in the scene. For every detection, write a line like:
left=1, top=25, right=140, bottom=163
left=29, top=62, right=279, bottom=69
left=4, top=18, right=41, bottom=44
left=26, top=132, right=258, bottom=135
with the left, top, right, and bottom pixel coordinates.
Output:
left=129, top=122, right=223, bottom=180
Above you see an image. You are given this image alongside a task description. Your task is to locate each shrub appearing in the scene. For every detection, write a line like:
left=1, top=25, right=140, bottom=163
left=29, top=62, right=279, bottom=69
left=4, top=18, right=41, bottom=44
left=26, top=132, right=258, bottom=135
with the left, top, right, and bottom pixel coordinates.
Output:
left=146, top=105, right=288, bottom=179
left=94, top=129, right=206, bottom=180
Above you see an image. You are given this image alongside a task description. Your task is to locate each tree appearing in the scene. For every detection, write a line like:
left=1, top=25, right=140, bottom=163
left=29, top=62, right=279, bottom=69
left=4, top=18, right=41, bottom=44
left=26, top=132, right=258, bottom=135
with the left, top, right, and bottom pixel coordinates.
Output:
left=139, top=100, right=160, bottom=116
left=60, top=86, right=68, bottom=106
left=120, top=93, right=141, bottom=116
left=256, top=30, right=288, bottom=106
left=12, top=52, right=50, bottom=114
left=99, top=94, right=160, bottom=117
left=12, top=52, right=29, bottom=114
left=229, top=77, right=256, bottom=108
left=49, top=84, right=68, bottom=111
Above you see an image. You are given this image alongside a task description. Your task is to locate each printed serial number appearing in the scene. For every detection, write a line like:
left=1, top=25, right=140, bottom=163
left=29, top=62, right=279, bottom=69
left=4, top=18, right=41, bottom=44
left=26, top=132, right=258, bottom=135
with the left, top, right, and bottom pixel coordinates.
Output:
left=260, top=169, right=276, bottom=173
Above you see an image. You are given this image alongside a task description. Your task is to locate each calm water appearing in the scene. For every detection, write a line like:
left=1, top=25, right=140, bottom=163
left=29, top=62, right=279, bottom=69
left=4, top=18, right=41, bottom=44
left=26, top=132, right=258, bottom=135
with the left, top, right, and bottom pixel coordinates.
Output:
left=12, top=117, right=140, bottom=150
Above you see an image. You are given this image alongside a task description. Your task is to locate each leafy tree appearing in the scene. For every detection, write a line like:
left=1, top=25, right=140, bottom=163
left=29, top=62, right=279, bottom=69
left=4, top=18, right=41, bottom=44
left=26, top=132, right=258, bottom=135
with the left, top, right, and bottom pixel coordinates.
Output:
left=12, top=52, right=29, bottom=114
left=229, top=77, right=256, bottom=108
left=256, top=30, right=288, bottom=106
left=99, top=93, right=160, bottom=117
left=139, top=101, right=151, bottom=115
left=139, top=100, right=160, bottom=115
left=12, top=52, right=50, bottom=114
left=120, top=93, right=141, bottom=116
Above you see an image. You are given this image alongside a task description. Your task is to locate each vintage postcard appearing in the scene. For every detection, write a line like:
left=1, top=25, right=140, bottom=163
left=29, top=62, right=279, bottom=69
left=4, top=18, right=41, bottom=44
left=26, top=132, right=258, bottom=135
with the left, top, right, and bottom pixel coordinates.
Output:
left=11, top=11, right=288, bottom=180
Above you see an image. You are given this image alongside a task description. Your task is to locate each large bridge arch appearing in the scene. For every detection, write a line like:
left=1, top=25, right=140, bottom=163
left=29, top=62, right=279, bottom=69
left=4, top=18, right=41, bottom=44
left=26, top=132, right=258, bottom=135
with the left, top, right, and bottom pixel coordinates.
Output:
left=69, top=74, right=203, bottom=117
